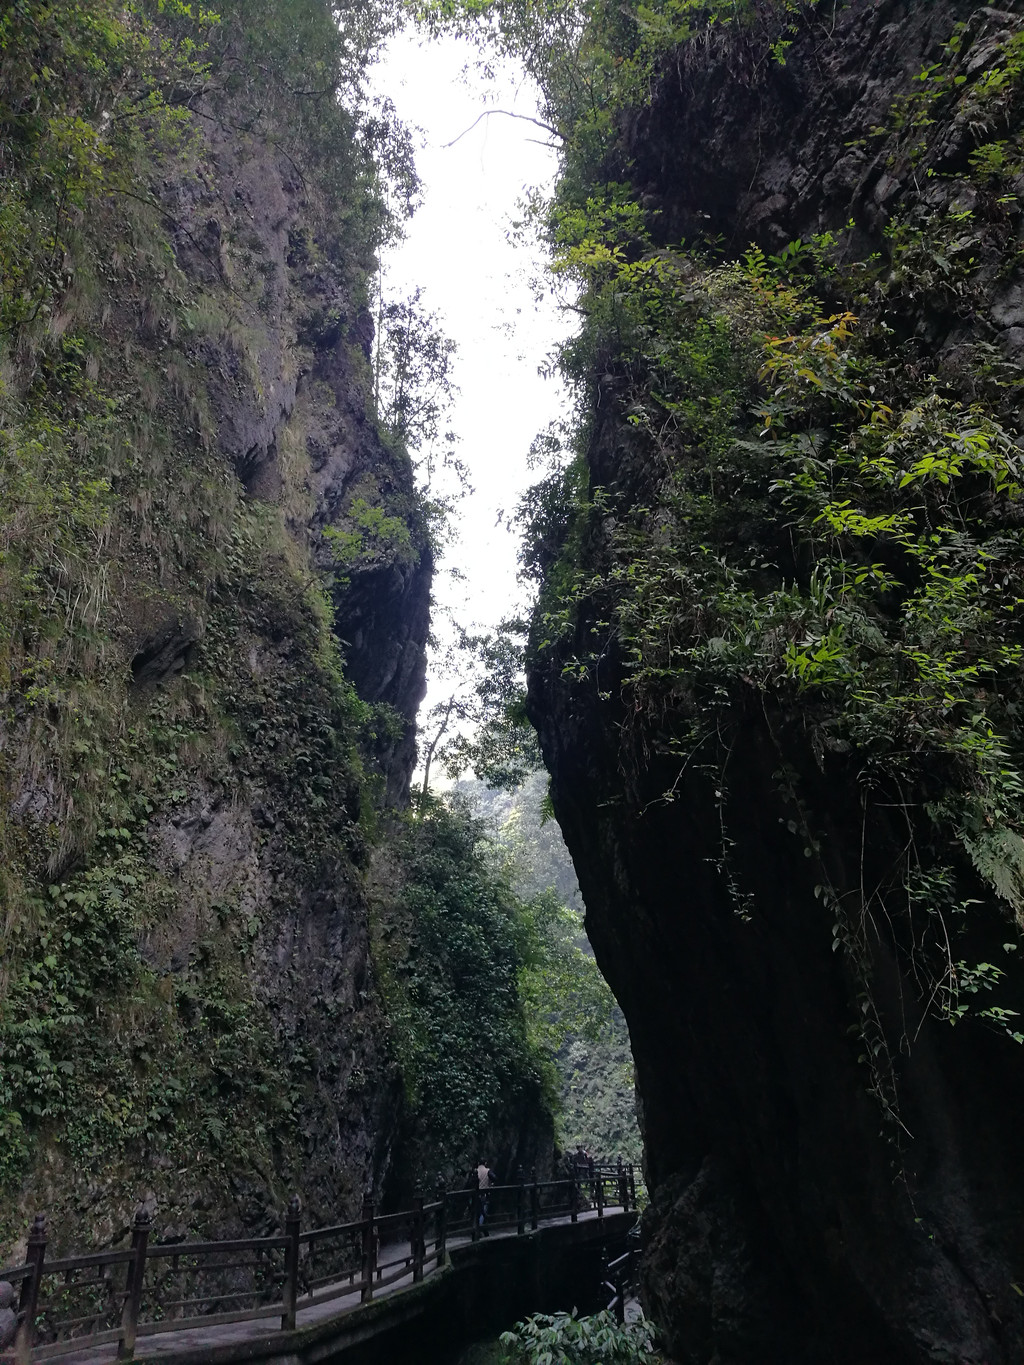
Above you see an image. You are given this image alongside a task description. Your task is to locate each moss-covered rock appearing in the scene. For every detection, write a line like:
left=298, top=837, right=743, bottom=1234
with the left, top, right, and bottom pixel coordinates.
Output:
left=441, top=0, right=1024, bottom=1358
left=0, top=0, right=430, bottom=1254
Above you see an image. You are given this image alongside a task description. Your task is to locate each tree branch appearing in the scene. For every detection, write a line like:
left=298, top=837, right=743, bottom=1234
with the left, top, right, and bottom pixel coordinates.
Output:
left=443, top=108, right=561, bottom=149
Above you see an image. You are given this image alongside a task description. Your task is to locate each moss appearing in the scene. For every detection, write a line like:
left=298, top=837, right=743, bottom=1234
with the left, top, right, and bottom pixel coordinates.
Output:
left=0, top=0, right=426, bottom=1251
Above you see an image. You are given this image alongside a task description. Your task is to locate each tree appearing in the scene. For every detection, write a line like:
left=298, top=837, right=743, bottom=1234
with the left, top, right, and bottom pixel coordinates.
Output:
left=417, top=618, right=542, bottom=800
left=374, top=286, right=460, bottom=464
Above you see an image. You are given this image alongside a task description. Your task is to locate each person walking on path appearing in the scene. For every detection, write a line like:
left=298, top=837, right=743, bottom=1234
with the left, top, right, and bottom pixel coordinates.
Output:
left=476, top=1160, right=496, bottom=1233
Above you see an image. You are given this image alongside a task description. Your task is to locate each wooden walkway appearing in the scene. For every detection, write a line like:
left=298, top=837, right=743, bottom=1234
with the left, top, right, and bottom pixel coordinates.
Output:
left=2, top=1165, right=638, bottom=1365
left=52, top=1214, right=602, bottom=1365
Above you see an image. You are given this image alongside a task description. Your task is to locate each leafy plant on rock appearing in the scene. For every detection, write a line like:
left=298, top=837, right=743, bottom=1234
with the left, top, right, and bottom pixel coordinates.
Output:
left=500, top=1310, right=658, bottom=1365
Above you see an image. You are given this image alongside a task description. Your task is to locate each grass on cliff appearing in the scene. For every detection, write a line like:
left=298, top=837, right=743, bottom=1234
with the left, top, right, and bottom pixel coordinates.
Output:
left=0, top=0, right=427, bottom=1246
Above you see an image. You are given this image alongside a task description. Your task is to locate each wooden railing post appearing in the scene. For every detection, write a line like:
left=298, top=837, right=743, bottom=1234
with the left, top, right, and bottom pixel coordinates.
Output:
left=617, top=1156, right=628, bottom=1211
left=117, top=1207, right=151, bottom=1359
left=569, top=1169, right=579, bottom=1224
left=360, top=1198, right=376, bottom=1303
left=516, top=1168, right=525, bottom=1236
left=596, top=1169, right=605, bottom=1221
left=470, top=1182, right=481, bottom=1243
left=628, top=1163, right=637, bottom=1209
left=14, top=1214, right=46, bottom=1365
left=529, top=1168, right=539, bottom=1231
left=435, top=1180, right=447, bottom=1260
left=614, top=1258, right=626, bottom=1324
left=412, top=1191, right=425, bottom=1283
left=280, top=1195, right=301, bottom=1332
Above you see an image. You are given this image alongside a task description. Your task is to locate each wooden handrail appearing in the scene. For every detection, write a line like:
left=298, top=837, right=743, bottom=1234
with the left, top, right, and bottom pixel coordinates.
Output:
left=145, top=1235, right=289, bottom=1258
left=0, top=1159, right=636, bottom=1360
left=300, top=1218, right=363, bottom=1245
left=603, top=1240, right=640, bottom=1324
left=0, top=1265, right=33, bottom=1285
left=42, top=1250, right=133, bottom=1274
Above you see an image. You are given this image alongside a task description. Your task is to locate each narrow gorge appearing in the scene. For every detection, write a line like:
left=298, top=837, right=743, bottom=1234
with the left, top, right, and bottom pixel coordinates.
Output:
left=5, top=2, right=1024, bottom=1364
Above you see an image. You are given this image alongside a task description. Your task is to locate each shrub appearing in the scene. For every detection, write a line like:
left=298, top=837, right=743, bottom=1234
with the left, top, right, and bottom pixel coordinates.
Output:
left=499, top=1310, right=658, bottom=1365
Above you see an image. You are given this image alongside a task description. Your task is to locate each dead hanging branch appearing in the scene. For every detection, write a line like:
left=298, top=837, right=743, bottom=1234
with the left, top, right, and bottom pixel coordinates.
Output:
left=443, top=107, right=561, bottom=148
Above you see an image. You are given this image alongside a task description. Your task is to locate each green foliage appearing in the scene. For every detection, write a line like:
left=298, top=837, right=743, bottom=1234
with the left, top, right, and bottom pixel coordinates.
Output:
left=464, top=773, right=642, bottom=1163
left=0, top=0, right=212, bottom=344
left=557, top=1023, right=640, bottom=1164
left=0, top=515, right=379, bottom=1213
left=374, top=287, right=458, bottom=453
left=205, top=0, right=414, bottom=253
left=516, top=889, right=613, bottom=1053
left=370, top=282, right=466, bottom=563
left=869, top=20, right=1024, bottom=172
left=499, top=1310, right=658, bottom=1365
left=883, top=208, right=982, bottom=304
left=424, top=0, right=1024, bottom=1144
left=370, top=797, right=554, bottom=1185
left=529, top=223, right=1024, bottom=1051
left=466, top=771, right=583, bottom=906
left=419, top=621, right=542, bottom=796
left=0, top=0, right=434, bottom=1243
left=0, top=711, right=302, bottom=1208
left=414, top=0, right=825, bottom=198
left=325, top=493, right=418, bottom=583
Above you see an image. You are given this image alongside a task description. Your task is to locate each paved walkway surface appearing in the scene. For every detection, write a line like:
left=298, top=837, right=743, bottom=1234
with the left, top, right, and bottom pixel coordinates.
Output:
left=52, top=1211, right=606, bottom=1365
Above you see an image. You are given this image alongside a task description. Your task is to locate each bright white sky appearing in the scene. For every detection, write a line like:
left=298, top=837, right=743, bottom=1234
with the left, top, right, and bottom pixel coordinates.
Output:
left=369, top=28, right=569, bottom=743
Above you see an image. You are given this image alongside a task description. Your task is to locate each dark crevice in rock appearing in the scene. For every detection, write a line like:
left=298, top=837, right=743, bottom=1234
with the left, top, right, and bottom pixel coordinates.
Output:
left=130, top=617, right=200, bottom=688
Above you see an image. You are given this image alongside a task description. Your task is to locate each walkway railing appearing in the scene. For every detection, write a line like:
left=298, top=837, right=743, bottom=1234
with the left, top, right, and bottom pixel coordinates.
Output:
left=603, top=1230, right=642, bottom=1323
left=0, top=1161, right=637, bottom=1363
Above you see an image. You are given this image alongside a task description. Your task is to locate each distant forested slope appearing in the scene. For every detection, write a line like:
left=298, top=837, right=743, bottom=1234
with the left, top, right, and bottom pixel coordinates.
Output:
left=460, top=773, right=642, bottom=1166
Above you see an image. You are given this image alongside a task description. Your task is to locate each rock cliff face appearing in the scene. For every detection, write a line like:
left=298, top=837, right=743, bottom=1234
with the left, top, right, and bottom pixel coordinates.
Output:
left=2, top=1, right=560, bottom=1265
left=0, top=1, right=432, bottom=1255
left=165, top=98, right=433, bottom=804
left=528, top=3, right=1024, bottom=1361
